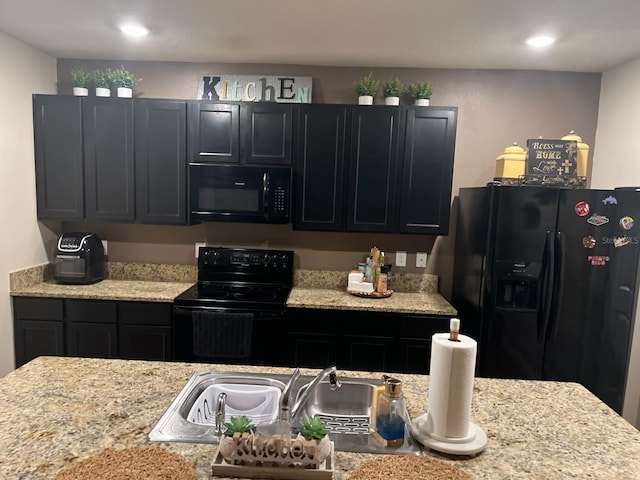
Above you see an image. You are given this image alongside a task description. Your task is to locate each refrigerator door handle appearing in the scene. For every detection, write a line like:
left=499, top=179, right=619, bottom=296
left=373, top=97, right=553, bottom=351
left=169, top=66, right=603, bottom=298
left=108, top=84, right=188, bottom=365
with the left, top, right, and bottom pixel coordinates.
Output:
left=548, top=231, right=565, bottom=343
left=537, top=231, right=555, bottom=343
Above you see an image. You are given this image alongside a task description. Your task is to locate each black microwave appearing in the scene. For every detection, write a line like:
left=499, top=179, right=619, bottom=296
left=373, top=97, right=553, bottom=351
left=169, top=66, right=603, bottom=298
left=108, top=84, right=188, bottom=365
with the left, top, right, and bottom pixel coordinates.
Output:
left=189, top=164, right=291, bottom=223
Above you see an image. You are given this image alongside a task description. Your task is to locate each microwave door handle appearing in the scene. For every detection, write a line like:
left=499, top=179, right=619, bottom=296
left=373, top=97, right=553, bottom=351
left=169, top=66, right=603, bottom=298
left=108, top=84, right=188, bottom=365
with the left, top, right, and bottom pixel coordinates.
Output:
left=262, top=172, right=270, bottom=219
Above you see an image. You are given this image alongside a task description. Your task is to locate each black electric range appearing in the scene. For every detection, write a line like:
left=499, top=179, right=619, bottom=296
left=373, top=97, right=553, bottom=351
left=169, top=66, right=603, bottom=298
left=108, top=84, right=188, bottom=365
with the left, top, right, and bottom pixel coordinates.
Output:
left=173, top=247, right=294, bottom=364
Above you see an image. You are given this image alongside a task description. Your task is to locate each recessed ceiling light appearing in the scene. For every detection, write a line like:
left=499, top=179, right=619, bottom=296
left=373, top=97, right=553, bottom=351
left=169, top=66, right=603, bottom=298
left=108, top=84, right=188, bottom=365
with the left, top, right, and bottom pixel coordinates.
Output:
left=525, top=35, right=556, bottom=48
left=119, top=22, right=149, bottom=38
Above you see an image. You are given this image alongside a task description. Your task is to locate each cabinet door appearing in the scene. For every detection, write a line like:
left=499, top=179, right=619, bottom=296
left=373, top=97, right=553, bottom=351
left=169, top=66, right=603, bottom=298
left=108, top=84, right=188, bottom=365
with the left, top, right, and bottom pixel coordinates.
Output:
left=398, top=107, right=458, bottom=234
left=135, top=99, right=187, bottom=224
left=67, top=323, right=118, bottom=358
left=188, top=102, right=240, bottom=163
left=13, top=297, right=65, bottom=367
left=294, top=105, right=348, bottom=231
left=66, top=299, right=118, bottom=358
left=241, top=103, right=293, bottom=165
left=83, top=97, right=135, bottom=221
left=33, top=95, right=84, bottom=219
left=118, top=302, right=172, bottom=361
left=339, top=310, right=398, bottom=371
left=347, top=106, right=400, bottom=232
left=120, top=325, right=171, bottom=361
left=397, top=315, right=450, bottom=373
left=286, top=309, right=338, bottom=368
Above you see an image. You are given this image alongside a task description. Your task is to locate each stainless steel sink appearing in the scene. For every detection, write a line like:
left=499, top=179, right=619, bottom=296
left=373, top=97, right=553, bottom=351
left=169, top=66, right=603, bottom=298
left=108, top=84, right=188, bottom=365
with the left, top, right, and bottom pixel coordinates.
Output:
left=292, top=378, right=421, bottom=455
left=149, top=370, right=421, bottom=455
left=148, top=370, right=286, bottom=443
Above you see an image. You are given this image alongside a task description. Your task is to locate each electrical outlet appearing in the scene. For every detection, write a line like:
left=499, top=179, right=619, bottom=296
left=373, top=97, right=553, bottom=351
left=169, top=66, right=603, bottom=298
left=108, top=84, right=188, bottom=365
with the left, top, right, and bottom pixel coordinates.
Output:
left=395, top=251, right=407, bottom=267
left=195, top=242, right=206, bottom=258
left=416, top=252, right=428, bottom=268
left=101, top=240, right=108, bottom=255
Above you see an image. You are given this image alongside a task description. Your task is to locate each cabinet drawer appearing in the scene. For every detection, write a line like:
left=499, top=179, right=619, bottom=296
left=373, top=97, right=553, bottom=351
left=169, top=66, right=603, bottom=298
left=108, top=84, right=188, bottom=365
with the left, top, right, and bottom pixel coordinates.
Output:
left=119, top=302, right=172, bottom=326
left=13, top=297, right=64, bottom=321
left=66, top=299, right=117, bottom=323
left=400, top=315, right=450, bottom=338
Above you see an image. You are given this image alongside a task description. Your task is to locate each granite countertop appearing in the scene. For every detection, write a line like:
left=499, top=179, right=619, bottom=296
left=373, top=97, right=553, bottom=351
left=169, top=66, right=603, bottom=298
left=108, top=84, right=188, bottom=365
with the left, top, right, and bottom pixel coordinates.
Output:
left=1, top=357, right=639, bottom=479
left=10, top=279, right=194, bottom=303
left=287, top=287, right=457, bottom=315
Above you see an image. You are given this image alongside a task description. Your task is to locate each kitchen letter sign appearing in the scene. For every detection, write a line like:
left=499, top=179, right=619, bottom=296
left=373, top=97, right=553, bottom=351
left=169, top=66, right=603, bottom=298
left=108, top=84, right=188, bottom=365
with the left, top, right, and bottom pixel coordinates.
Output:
left=198, top=74, right=312, bottom=103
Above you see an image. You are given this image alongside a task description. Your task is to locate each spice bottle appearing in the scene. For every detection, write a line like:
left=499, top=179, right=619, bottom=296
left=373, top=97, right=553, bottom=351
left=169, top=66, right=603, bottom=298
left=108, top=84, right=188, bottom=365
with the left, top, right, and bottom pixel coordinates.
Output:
left=374, top=375, right=406, bottom=447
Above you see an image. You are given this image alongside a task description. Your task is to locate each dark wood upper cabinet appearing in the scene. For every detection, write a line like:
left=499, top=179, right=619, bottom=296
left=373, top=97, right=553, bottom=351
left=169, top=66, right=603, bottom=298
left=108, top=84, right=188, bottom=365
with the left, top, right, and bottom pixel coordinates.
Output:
left=188, top=102, right=240, bottom=163
left=33, top=95, right=84, bottom=220
left=294, top=104, right=348, bottom=230
left=241, top=103, right=293, bottom=165
left=135, top=99, right=187, bottom=224
left=398, top=107, right=458, bottom=235
left=83, top=97, right=135, bottom=221
left=347, top=106, right=401, bottom=233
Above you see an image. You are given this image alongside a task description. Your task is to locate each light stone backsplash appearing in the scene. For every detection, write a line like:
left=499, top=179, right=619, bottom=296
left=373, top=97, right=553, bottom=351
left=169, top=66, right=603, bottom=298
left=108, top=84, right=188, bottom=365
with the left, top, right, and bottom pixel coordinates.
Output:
left=295, top=269, right=439, bottom=293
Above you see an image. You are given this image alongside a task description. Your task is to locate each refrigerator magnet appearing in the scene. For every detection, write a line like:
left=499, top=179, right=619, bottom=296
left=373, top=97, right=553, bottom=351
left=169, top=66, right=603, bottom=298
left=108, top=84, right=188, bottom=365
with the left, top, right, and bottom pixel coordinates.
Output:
left=587, top=255, right=610, bottom=266
left=619, top=216, right=635, bottom=230
left=614, top=236, right=631, bottom=248
left=587, top=214, right=609, bottom=226
left=602, top=195, right=618, bottom=205
left=582, top=235, right=596, bottom=248
left=575, top=201, right=590, bottom=216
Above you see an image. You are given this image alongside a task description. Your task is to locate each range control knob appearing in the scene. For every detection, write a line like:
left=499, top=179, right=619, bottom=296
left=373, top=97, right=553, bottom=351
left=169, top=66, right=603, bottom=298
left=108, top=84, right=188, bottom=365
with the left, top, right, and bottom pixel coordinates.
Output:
left=261, top=253, right=273, bottom=265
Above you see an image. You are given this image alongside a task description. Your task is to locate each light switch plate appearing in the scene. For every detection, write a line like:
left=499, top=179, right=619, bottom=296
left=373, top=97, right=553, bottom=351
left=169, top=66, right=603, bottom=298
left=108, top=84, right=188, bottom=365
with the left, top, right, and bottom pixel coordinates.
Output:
left=416, top=252, right=428, bottom=268
left=195, top=242, right=206, bottom=258
left=395, top=251, right=407, bottom=267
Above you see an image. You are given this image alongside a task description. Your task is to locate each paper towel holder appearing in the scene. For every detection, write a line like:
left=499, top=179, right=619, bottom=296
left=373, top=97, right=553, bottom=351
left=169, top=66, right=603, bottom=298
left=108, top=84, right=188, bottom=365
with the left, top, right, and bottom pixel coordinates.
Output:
left=410, top=318, right=488, bottom=456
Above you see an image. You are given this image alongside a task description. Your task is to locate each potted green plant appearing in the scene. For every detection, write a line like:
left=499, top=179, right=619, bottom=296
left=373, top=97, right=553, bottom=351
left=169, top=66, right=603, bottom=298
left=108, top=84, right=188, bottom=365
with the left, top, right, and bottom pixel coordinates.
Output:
left=219, top=415, right=255, bottom=461
left=70, top=68, right=90, bottom=96
left=93, top=69, right=112, bottom=97
left=354, top=72, right=378, bottom=105
left=297, top=416, right=331, bottom=462
left=408, top=81, right=433, bottom=106
left=111, top=66, right=140, bottom=98
left=382, top=76, right=404, bottom=106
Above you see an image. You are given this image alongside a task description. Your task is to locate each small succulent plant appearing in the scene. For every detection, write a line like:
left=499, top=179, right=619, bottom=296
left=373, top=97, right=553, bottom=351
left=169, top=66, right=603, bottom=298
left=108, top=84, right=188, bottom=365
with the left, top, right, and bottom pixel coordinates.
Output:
left=354, top=72, right=379, bottom=97
left=382, top=76, right=404, bottom=98
left=70, top=68, right=90, bottom=88
left=223, top=415, right=255, bottom=437
left=299, top=416, right=328, bottom=441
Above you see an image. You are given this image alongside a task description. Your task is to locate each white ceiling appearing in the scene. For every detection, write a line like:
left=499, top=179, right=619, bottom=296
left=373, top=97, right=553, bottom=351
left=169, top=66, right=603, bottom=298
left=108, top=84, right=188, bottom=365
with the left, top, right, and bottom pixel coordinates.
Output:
left=1, top=0, right=639, bottom=72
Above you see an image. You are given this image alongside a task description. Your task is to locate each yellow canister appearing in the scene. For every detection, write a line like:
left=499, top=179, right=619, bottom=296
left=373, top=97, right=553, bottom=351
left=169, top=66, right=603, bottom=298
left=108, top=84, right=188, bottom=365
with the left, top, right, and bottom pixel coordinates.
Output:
left=561, top=130, right=589, bottom=178
left=495, top=142, right=526, bottom=179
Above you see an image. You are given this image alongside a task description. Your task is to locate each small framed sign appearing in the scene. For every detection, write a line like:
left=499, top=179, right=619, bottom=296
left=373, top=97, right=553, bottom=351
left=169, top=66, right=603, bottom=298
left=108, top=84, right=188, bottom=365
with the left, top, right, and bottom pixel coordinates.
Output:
left=526, top=138, right=578, bottom=177
left=198, top=74, right=312, bottom=103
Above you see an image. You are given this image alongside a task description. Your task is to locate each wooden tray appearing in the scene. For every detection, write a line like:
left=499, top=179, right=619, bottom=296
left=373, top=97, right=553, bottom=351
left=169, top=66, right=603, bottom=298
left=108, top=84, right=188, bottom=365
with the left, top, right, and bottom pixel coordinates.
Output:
left=211, top=442, right=335, bottom=480
left=347, top=289, right=393, bottom=298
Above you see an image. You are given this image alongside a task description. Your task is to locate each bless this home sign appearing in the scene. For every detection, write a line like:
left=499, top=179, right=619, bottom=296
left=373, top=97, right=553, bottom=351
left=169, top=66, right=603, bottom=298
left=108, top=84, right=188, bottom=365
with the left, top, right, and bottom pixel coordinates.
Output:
left=197, top=74, right=312, bottom=103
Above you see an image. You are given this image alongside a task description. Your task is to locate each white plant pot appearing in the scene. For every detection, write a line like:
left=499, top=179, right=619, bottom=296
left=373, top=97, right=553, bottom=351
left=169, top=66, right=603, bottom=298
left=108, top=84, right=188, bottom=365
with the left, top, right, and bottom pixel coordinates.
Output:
left=96, top=87, right=111, bottom=97
left=384, top=96, right=400, bottom=106
left=117, top=87, right=133, bottom=98
left=358, top=95, right=374, bottom=105
left=415, top=98, right=430, bottom=106
left=72, top=87, right=88, bottom=97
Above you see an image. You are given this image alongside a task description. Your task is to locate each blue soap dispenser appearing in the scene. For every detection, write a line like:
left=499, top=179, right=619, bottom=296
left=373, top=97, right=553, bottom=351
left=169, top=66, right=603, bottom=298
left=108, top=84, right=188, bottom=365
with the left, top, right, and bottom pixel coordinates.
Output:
left=374, top=375, right=406, bottom=447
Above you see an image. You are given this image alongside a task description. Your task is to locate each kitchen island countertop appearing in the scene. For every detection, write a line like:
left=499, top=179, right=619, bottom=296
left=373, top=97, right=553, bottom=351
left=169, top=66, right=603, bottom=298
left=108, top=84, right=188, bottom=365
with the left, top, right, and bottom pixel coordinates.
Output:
left=1, top=356, right=639, bottom=479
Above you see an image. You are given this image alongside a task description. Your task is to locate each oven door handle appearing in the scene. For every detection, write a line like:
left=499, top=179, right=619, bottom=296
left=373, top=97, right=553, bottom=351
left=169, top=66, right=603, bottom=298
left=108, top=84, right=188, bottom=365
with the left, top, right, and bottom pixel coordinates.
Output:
left=262, top=172, right=270, bottom=219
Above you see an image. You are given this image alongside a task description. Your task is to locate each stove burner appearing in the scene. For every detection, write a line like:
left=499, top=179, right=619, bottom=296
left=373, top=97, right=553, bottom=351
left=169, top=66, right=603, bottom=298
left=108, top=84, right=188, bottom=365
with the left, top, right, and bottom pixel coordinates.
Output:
left=234, top=291, right=278, bottom=302
left=195, top=288, right=231, bottom=300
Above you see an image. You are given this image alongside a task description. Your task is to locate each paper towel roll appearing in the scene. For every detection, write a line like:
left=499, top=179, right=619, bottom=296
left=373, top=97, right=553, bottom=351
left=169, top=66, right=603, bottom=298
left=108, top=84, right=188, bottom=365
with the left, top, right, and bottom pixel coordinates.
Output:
left=425, top=333, right=477, bottom=440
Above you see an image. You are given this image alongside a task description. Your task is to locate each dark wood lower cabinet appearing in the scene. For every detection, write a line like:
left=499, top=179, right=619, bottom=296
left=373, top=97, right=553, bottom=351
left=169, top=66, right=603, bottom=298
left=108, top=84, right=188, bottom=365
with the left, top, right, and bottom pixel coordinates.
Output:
left=287, top=308, right=450, bottom=373
left=12, top=297, right=174, bottom=366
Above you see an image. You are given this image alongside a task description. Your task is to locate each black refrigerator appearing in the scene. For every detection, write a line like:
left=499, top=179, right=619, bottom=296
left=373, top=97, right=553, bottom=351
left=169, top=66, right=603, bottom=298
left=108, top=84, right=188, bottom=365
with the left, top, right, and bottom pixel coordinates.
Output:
left=452, top=184, right=640, bottom=413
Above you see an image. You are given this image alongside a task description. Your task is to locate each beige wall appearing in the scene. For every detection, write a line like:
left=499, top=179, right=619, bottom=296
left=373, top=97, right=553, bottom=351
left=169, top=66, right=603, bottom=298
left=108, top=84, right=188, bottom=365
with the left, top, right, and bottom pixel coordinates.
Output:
left=590, top=56, right=640, bottom=428
left=0, top=32, right=58, bottom=377
left=57, top=59, right=602, bottom=298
